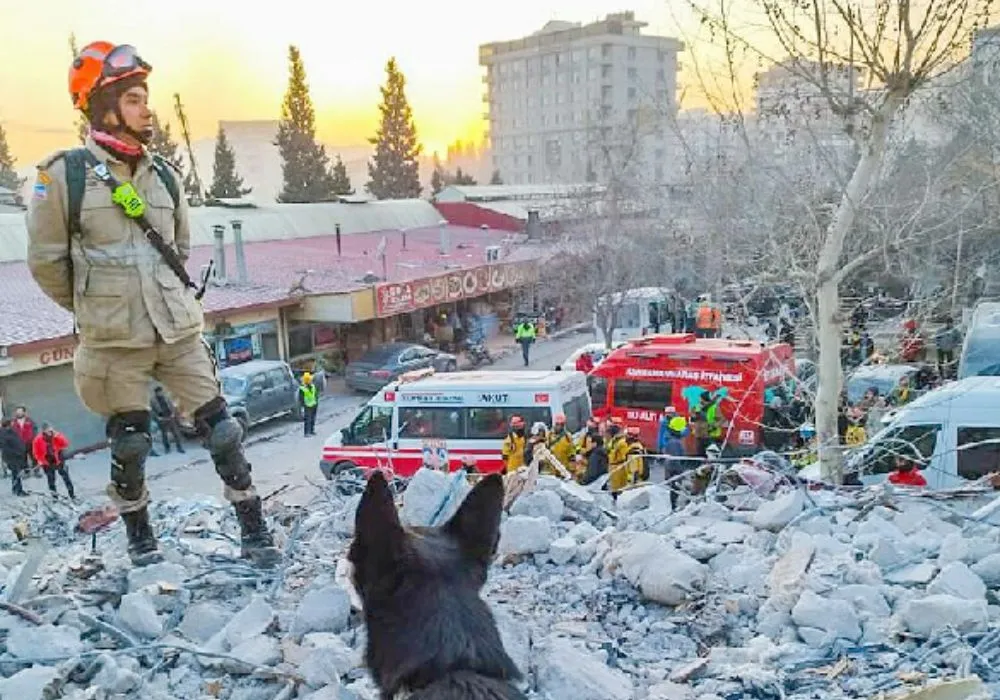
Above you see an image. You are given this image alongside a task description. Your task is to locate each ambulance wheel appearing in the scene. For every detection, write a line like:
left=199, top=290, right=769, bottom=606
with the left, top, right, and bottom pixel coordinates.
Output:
left=333, top=461, right=357, bottom=476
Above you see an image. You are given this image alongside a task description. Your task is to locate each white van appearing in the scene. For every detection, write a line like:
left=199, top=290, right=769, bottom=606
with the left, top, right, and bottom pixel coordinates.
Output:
left=958, top=302, right=1000, bottom=379
left=594, top=287, right=674, bottom=344
left=837, top=377, right=1000, bottom=488
left=319, top=368, right=591, bottom=478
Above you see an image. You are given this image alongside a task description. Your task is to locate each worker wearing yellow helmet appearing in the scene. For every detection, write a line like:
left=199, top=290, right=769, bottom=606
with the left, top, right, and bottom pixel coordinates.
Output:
left=299, top=371, right=319, bottom=437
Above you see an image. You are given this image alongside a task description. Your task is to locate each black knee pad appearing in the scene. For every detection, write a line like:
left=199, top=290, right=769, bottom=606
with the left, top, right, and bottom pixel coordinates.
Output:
left=194, top=396, right=229, bottom=438
left=107, top=412, right=152, bottom=499
left=207, top=415, right=253, bottom=491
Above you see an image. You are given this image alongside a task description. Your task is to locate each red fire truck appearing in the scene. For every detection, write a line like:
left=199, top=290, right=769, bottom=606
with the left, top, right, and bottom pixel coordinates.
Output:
left=588, top=334, right=795, bottom=453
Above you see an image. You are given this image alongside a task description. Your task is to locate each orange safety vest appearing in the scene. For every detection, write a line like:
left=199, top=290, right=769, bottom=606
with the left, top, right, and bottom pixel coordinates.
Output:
left=696, top=306, right=713, bottom=329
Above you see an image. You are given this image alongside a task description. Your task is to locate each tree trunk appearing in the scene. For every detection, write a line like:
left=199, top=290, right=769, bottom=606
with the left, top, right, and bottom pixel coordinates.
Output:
left=814, top=92, right=904, bottom=483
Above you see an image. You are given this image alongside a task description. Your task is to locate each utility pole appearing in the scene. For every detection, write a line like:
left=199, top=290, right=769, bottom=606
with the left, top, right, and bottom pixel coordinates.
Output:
left=173, top=93, right=205, bottom=205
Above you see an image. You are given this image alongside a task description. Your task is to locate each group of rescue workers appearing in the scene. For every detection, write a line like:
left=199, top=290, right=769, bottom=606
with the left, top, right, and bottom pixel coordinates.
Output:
left=500, top=413, right=648, bottom=495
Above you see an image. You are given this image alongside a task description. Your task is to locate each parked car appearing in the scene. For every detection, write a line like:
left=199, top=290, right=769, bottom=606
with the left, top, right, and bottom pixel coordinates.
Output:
left=559, top=341, right=625, bottom=371
left=219, top=360, right=302, bottom=439
left=345, top=343, right=458, bottom=393
left=845, top=364, right=920, bottom=405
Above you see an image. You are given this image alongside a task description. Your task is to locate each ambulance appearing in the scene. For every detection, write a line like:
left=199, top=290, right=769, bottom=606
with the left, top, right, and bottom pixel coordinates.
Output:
left=588, top=334, right=795, bottom=453
left=319, top=368, right=592, bottom=477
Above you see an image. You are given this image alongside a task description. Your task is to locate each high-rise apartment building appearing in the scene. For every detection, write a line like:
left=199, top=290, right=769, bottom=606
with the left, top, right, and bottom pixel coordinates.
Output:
left=479, top=12, right=682, bottom=185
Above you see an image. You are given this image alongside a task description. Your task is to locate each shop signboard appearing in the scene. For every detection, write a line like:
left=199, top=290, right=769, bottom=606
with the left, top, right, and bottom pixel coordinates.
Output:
left=375, top=262, right=535, bottom=317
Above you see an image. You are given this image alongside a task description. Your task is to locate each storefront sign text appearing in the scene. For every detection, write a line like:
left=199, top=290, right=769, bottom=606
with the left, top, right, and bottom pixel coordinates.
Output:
left=624, top=367, right=745, bottom=384
left=375, top=262, right=535, bottom=317
left=40, top=345, right=76, bottom=366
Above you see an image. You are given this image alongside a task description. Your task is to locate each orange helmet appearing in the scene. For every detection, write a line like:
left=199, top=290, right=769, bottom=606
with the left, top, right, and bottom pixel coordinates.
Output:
left=70, top=42, right=152, bottom=113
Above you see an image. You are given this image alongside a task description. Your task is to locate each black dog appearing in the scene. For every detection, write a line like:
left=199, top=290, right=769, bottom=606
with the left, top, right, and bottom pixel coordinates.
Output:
left=349, top=471, right=526, bottom=700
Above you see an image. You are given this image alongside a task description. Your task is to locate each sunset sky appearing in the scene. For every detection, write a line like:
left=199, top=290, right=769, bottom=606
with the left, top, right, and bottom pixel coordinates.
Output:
left=0, top=0, right=699, bottom=166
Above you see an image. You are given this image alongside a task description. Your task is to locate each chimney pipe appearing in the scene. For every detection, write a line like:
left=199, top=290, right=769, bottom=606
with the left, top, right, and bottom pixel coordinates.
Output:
left=212, top=225, right=227, bottom=283
left=526, top=210, right=541, bottom=240
left=231, top=219, right=248, bottom=284
left=336, top=223, right=342, bottom=257
left=438, top=220, right=449, bottom=255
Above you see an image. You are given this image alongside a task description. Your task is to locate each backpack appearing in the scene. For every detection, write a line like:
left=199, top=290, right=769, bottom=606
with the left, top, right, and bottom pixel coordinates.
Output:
left=62, top=147, right=180, bottom=236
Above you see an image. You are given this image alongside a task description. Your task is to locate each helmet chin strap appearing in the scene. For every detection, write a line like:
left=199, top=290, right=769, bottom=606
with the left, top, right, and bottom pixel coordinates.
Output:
left=111, top=105, right=152, bottom=146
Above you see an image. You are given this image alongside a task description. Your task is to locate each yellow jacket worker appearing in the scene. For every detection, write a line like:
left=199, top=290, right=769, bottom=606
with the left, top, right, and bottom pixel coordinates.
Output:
left=606, top=418, right=631, bottom=492
left=26, top=42, right=277, bottom=568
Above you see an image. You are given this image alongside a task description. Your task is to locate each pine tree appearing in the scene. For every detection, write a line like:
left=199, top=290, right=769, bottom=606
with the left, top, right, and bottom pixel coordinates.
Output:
left=430, top=166, right=445, bottom=195
left=490, top=169, right=503, bottom=185
left=147, top=112, right=184, bottom=171
left=453, top=167, right=477, bottom=186
left=276, top=45, right=336, bottom=203
left=330, top=155, right=353, bottom=195
left=0, top=124, right=24, bottom=194
left=366, top=57, right=422, bottom=200
left=210, top=125, right=251, bottom=199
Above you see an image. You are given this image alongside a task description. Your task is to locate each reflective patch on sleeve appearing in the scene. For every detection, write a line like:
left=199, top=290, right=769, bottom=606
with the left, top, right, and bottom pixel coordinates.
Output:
left=32, top=182, right=48, bottom=200
left=36, top=170, right=52, bottom=186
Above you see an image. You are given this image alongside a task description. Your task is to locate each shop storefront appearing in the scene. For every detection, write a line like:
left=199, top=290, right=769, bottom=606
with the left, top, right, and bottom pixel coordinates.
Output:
left=204, top=319, right=281, bottom=369
left=0, top=339, right=106, bottom=451
left=287, top=320, right=350, bottom=375
left=374, top=262, right=536, bottom=347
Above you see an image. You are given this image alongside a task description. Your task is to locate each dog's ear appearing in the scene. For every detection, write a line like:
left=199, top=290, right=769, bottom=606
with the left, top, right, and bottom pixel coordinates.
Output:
left=354, top=471, right=404, bottom=560
left=443, top=473, right=504, bottom=564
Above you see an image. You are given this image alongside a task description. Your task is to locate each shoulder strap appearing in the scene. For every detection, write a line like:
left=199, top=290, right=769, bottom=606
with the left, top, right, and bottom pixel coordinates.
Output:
left=60, top=148, right=88, bottom=237
left=149, top=155, right=181, bottom=209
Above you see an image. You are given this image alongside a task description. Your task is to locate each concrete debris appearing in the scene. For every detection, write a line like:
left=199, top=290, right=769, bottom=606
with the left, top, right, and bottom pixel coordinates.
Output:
left=291, top=585, right=351, bottom=638
left=118, top=590, right=164, bottom=638
left=4, top=466, right=1000, bottom=699
left=499, top=515, right=552, bottom=555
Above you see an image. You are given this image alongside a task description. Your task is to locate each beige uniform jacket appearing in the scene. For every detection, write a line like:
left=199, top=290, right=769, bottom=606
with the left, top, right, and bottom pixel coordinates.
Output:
left=26, top=137, right=203, bottom=349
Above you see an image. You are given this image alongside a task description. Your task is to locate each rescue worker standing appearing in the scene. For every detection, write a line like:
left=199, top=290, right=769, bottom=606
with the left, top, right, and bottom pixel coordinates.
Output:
left=514, top=319, right=537, bottom=367
left=298, top=372, right=319, bottom=437
left=624, top=426, right=647, bottom=484
left=691, top=390, right=726, bottom=457
left=605, top=418, right=631, bottom=495
left=546, top=413, right=577, bottom=472
left=151, top=386, right=185, bottom=454
left=26, top=42, right=277, bottom=567
left=32, top=424, right=75, bottom=500
left=0, top=419, right=29, bottom=496
left=501, top=416, right=527, bottom=473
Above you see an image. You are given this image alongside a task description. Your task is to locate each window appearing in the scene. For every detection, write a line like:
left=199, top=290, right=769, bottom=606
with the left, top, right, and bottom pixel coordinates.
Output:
left=588, top=376, right=608, bottom=410
left=628, top=87, right=637, bottom=101
left=221, top=376, right=247, bottom=397
left=266, top=368, right=292, bottom=390
left=249, top=372, right=272, bottom=394
left=398, top=408, right=464, bottom=440
left=860, top=424, right=941, bottom=475
left=628, top=47, right=637, bottom=60
left=958, top=427, right=1000, bottom=480
left=467, top=407, right=551, bottom=439
left=346, top=406, right=394, bottom=445
left=561, top=394, right=591, bottom=433
left=628, top=67, right=637, bottom=80
left=613, top=380, right=673, bottom=411
left=602, top=43, right=612, bottom=59
left=602, top=65, right=612, bottom=79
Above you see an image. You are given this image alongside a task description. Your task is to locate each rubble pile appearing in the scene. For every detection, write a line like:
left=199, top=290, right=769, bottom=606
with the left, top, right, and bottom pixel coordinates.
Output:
left=2, top=470, right=1000, bottom=699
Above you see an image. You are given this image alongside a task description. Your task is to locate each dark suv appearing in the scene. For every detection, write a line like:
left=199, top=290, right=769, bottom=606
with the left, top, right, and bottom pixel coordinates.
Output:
left=220, top=360, right=302, bottom=439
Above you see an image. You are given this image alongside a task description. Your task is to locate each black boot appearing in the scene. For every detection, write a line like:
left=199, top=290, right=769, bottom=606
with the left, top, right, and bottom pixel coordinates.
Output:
left=233, top=496, right=280, bottom=568
left=121, top=508, right=162, bottom=566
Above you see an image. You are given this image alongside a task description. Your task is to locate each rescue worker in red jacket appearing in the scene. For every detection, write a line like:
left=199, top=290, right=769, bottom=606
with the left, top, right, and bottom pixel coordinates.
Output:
left=11, top=406, right=39, bottom=477
left=575, top=351, right=595, bottom=373
left=32, top=423, right=76, bottom=499
left=888, top=453, right=927, bottom=488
